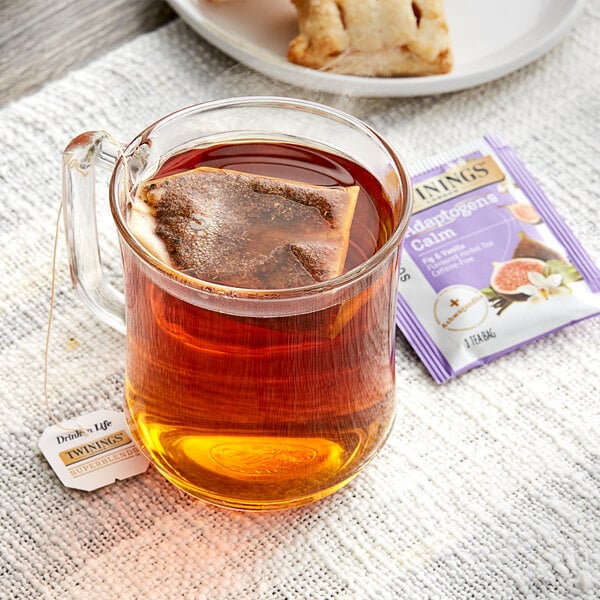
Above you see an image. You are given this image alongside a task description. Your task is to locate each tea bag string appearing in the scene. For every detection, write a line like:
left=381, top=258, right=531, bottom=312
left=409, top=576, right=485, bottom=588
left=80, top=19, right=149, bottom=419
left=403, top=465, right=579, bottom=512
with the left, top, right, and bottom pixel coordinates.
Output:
left=44, top=131, right=131, bottom=435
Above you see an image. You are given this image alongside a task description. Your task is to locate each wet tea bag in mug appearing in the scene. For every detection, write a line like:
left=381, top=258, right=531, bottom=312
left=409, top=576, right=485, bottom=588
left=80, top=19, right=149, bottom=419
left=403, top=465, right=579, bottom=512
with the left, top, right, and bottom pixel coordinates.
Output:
left=396, top=134, right=600, bottom=383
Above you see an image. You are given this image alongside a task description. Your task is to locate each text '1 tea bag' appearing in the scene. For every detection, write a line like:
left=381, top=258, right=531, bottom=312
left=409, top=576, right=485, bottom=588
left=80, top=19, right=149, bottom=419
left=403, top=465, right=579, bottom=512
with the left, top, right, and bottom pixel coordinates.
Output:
left=130, top=167, right=359, bottom=289
left=396, top=134, right=600, bottom=383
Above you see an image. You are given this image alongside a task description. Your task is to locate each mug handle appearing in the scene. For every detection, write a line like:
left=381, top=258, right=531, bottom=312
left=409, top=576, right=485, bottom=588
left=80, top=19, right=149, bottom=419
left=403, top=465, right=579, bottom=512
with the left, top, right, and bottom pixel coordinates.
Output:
left=62, top=131, right=126, bottom=334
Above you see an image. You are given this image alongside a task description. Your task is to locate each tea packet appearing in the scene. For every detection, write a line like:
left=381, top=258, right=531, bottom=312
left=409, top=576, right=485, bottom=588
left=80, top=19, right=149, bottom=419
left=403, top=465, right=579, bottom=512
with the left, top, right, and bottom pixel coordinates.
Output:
left=396, top=134, right=600, bottom=383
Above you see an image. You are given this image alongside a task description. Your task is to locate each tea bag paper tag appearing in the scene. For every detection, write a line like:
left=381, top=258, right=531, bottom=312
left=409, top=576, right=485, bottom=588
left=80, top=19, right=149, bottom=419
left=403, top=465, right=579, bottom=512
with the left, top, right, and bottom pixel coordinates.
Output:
left=38, top=409, right=150, bottom=491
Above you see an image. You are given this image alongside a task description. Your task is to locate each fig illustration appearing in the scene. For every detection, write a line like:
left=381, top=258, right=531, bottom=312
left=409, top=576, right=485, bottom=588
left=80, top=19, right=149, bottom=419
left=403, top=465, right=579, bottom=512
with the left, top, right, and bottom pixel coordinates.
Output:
left=490, top=258, right=546, bottom=301
left=512, top=231, right=568, bottom=264
left=504, top=203, right=542, bottom=224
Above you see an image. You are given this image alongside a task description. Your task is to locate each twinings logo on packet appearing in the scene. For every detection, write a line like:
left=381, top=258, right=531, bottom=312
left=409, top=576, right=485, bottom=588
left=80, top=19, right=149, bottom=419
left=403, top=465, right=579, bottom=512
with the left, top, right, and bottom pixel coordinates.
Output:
left=413, top=155, right=505, bottom=214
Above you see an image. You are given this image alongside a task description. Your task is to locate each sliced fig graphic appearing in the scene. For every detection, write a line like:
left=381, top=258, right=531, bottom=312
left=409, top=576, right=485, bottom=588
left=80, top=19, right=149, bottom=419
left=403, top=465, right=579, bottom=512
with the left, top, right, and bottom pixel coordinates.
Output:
left=490, top=258, right=546, bottom=301
left=512, top=232, right=568, bottom=264
left=504, top=203, right=542, bottom=224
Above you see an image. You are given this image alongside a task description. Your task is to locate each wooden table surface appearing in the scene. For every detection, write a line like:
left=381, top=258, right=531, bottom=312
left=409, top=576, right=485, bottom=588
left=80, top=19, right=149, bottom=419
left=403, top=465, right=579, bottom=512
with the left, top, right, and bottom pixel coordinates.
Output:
left=0, top=0, right=175, bottom=106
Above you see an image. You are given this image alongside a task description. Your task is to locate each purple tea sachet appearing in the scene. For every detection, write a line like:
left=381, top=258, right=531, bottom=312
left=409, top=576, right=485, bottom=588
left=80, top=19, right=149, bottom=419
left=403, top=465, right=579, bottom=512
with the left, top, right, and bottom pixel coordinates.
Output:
left=395, top=134, right=600, bottom=383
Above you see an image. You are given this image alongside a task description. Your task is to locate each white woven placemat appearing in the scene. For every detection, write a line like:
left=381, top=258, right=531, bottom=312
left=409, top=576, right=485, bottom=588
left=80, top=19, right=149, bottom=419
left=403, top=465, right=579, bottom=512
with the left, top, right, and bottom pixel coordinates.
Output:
left=1, top=4, right=599, bottom=599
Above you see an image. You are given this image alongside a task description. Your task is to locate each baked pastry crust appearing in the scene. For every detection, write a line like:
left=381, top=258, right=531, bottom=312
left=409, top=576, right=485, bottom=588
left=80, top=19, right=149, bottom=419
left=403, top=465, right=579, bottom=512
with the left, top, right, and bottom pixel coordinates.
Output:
left=288, top=0, right=453, bottom=76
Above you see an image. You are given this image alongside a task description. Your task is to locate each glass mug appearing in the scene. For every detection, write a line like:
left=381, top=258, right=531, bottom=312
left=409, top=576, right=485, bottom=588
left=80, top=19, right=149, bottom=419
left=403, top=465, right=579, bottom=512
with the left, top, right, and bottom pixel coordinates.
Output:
left=62, top=97, right=412, bottom=511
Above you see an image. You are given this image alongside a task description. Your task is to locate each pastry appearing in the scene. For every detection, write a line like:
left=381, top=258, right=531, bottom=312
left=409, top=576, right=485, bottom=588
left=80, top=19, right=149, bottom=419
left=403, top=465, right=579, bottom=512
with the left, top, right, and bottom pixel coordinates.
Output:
left=287, top=0, right=453, bottom=76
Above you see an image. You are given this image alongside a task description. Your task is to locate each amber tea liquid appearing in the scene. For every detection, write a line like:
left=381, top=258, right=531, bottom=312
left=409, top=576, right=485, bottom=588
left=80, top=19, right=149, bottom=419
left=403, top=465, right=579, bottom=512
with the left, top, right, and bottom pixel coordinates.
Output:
left=123, top=142, right=399, bottom=510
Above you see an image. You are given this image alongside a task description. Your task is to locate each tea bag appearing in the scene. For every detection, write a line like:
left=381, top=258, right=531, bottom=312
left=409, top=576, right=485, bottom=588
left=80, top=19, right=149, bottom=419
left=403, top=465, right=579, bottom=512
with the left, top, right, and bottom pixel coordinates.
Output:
left=131, top=167, right=359, bottom=289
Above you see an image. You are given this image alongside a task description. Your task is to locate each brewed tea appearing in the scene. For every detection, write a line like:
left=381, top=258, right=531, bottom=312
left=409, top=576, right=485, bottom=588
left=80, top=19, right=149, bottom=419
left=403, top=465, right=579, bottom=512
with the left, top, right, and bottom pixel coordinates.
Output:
left=123, top=141, right=398, bottom=510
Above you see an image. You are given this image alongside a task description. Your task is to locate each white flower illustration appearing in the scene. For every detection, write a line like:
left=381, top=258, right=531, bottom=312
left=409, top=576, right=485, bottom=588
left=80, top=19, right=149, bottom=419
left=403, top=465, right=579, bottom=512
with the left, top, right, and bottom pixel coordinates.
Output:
left=518, top=271, right=567, bottom=303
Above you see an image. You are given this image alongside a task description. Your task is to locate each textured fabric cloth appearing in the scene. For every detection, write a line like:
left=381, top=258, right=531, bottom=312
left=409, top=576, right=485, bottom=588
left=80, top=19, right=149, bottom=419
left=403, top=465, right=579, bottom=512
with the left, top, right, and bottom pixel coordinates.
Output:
left=1, top=4, right=600, bottom=599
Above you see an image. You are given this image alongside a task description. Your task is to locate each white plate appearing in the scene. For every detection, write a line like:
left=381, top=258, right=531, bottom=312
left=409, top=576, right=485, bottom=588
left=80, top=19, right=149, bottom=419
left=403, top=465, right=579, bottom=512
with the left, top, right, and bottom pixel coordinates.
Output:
left=166, top=0, right=587, bottom=97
